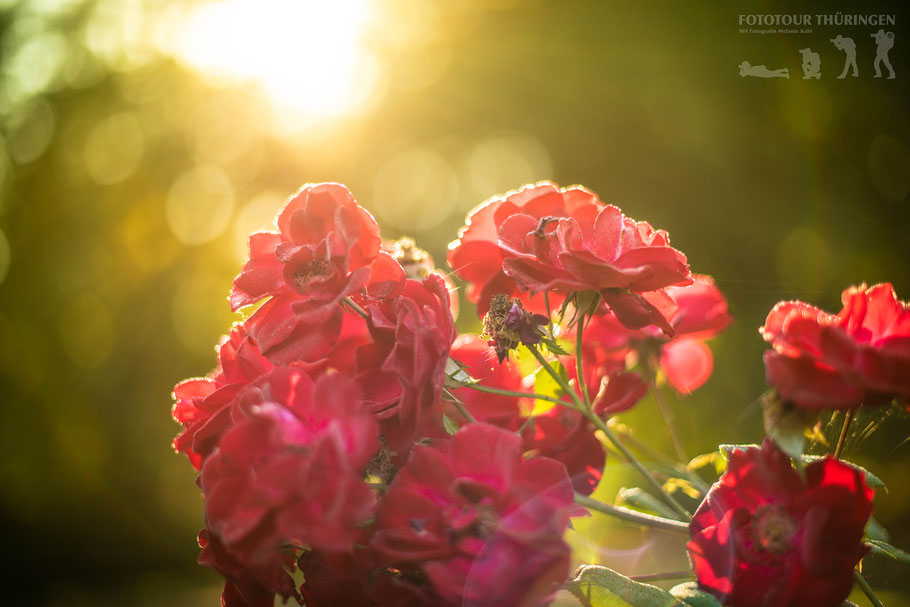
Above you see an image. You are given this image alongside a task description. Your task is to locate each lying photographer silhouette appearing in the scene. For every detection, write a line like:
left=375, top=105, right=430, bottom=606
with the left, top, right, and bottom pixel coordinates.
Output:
left=831, top=35, right=858, bottom=78
left=872, top=29, right=896, bottom=79
left=738, top=61, right=789, bottom=79
left=799, top=48, right=821, bottom=79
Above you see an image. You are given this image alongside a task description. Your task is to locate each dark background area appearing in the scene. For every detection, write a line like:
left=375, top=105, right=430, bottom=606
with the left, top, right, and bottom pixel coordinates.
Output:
left=1, top=0, right=908, bottom=604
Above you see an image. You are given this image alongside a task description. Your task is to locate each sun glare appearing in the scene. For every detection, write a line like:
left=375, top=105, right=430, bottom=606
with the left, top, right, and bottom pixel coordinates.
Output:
left=173, top=0, right=377, bottom=124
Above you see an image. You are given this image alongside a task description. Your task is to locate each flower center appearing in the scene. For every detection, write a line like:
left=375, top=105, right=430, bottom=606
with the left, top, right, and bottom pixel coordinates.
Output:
left=752, top=504, right=798, bottom=554
left=474, top=504, right=499, bottom=538
left=388, top=237, right=433, bottom=279
left=293, top=258, right=329, bottom=291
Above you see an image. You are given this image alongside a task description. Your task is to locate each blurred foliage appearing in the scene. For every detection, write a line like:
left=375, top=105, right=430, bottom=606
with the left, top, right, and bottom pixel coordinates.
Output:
left=0, top=0, right=908, bottom=604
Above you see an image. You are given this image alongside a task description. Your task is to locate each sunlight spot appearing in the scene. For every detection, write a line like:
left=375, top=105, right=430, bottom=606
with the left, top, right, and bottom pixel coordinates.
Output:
left=84, top=112, right=145, bottom=185
left=466, top=133, right=552, bottom=203
left=373, top=147, right=458, bottom=231
left=170, top=0, right=379, bottom=126
left=166, top=165, right=234, bottom=246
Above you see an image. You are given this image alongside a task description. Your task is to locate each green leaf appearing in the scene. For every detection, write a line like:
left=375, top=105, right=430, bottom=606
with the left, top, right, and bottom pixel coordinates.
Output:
left=865, top=516, right=890, bottom=542
left=444, top=357, right=477, bottom=388
left=542, top=335, right=570, bottom=356
left=533, top=359, right=568, bottom=408
left=687, top=452, right=726, bottom=477
left=669, top=583, right=722, bottom=607
left=566, top=565, right=682, bottom=607
left=866, top=539, right=910, bottom=565
left=441, top=413, right=459, bottom=436
left=800, top=455, right=886, bottom=489
left=618, top=487, right=681, bottom=521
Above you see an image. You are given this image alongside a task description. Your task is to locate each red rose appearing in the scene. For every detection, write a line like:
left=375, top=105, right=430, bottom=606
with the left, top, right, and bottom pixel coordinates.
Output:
left=357, top=273, right=456, bottom=455
left=172, top=321, right=276, bottom=469
left=228, top=183, right=388, bottom=363
left=516, top=406, right=607, bottom=496
left=371, top=423, right=574, bottom=607
left=688, top=440, right=873, bottom=607
left=198, top=369, right=379, bottom=601
left=230, top=183, right=381, bottom=310
left=198, top=528, right=298, bottom=607
left=448, top=182, right=691, bottom=332
left=760, top=283, right=910, bottom=410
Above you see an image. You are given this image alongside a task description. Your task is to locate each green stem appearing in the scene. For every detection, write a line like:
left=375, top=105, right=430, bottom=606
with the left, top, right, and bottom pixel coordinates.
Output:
left=342, top=297, right=368, bottom=319
left=529, top=346, right=586, bottom=410
left=587, top=411, right=693, bottom=521
left=575, top=309, right=591, bottom=406
left=460, top=381, right=569, bottom=406
left=647, top=363, right=687, bottom=463
left=854, top=570, right=884, bottom=607
left=574, top=493, right=689, bottom=534
left=443, top=388, right=478, bottom=424
left=611, top=422, right=679, bottom=468
left=530, top=346, right=692, bottom=521
left=629, top=571, right=693, bottom=583
left=834, top=408, right=856, bottom=460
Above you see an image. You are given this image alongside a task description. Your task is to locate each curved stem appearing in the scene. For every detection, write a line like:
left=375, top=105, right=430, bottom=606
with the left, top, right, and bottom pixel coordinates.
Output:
left=530, top=346, right=692, bottom=521
left=854, top=570, right=884, bottom=607
left=834, top=409, right=856, bottom=460
left=460, top=381, right=569, bottom=406
left=574, top=493, right=689, bottom=534
left=587, top=411, right=693, bottom=521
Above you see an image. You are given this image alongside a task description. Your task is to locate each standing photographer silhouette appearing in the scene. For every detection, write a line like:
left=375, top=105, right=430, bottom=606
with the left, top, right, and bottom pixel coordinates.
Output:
left=831, top=35, right=858, bottom=78
left=871, top=29, right=896, bottom=79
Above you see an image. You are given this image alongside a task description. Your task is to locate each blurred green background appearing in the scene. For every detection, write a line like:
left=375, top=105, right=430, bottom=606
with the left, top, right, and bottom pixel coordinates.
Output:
left=1, top=0, right=908, bottom=604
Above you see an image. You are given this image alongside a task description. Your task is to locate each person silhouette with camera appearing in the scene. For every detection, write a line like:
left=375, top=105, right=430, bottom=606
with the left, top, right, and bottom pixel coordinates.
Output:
left=871, top=29, right=896, bottom=79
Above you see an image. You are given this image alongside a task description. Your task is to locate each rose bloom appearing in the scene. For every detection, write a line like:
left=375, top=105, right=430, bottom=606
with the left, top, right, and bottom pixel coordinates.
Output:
left=371, top=423, right=575, bottom=607
left=355, top=273, right=457, bottom=455
left=448, top=181, right=691, bottom=332
left=688, top=440, right=873, bottom=607
left=172, top=320, right=274, bottom=469
left=198, top=368, right=379, bottom=607
left=228, top=183, right=387, bottom=363
left=760, top=282, right=910, bottom=410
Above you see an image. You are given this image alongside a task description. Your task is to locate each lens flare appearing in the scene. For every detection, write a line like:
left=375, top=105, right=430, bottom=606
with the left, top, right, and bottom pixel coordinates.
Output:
left=172, top=0, right=377, bottom=123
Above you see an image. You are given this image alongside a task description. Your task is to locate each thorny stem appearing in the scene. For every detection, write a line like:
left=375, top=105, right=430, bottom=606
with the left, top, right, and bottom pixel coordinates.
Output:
left=574, top=493, right=689, bottom=534
left=531, top=346, right=693, bottom=521
left=834, top=408, right=856, bottom=460
left=854, top=570, right=885, bottom=607
left=646, top=361, right=687, bottom=463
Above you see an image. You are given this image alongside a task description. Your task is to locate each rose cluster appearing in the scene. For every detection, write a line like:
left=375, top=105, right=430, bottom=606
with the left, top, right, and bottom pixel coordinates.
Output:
left=172, top=180, right=907, bottom=607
